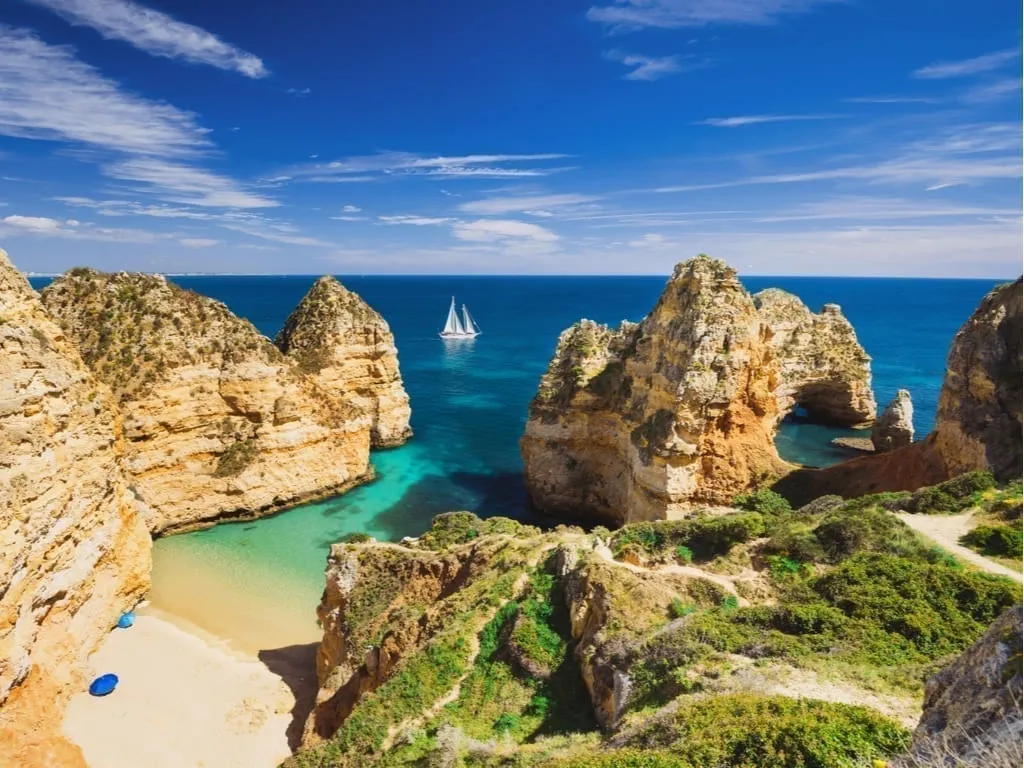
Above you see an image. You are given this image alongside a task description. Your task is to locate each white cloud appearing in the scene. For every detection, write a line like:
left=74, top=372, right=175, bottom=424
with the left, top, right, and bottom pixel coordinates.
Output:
left=342, top=204, right=362, bottom=213
left=696, top=114, right=844, bottom=127
left=287, top=87, right=311, bottom=96
left=378, top=215, right=453, bottom=226
left=0, top=26, right=209, bottom=156
left=629, top=233, right=667, bottom=247
left=604, top=51, right=683, bottom=80
left=179, top=237, right=218, bottom=248
left=452, top=219, right=559, bottom=243
left=105, top=158, right=278, bottom=208
left=3, top=214, right=64, bottom=232
left=844, top=96, right=938, bottom=104
left=459, top=193, right=599, bottom=215
left=291, top=152, right=571, bottom=183
left=587, top=0, right=841, bottom=29
left=961, top=78, right=1021, bottom=104
left=913, top=48, right=1019, bottom=79
left=24, top=0, right=268, bottom=77
left=330, top=215, right=367, bottom=222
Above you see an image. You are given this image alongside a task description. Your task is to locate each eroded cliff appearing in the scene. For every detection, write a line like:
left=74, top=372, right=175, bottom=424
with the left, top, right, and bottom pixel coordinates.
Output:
left=521, top=255, right=878, bottom=525
left=0, top=251, right=151, bottom=767
left=40, top=269, right=374, bottom=534
left=276, top=276, right=411, bottom=448
left=775, top=278, right=1023, bottom=504
left=753, top=288, right=876, bottom=427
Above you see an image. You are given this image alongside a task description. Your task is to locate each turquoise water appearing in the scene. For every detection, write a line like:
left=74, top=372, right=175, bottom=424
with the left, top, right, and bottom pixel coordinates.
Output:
left=30, top=274, right=1004, bottom=643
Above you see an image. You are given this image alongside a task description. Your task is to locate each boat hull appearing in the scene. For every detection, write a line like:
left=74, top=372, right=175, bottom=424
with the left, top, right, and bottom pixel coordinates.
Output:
left=439, top=332, right=480, bottom=339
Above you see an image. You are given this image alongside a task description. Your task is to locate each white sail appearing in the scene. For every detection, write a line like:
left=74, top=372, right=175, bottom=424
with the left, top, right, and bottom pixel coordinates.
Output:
left=443, top=297, right=463, bottom=334
left=462, top=305, right=477, bottom=334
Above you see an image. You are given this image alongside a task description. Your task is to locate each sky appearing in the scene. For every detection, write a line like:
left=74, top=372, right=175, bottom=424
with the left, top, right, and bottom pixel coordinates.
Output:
left=0, top=0, right=1020, bottom=276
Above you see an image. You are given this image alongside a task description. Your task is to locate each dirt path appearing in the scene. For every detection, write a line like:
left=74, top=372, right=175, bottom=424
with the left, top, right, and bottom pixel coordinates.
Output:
left=897, top=512, right=1022, bottom=584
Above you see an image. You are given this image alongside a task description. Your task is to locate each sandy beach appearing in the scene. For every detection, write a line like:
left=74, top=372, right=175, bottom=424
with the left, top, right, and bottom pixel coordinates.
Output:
left=61, top=608, right=318, bottom=768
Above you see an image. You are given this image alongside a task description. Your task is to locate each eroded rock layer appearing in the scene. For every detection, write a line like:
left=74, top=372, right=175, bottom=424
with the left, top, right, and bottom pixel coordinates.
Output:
left=276, top=276, right=411, bottom=448
left=41, top=269, right=373, bottom=534
left=0, top=251, right=151, bottom=767
left=872, top=389, right=914, bottom=453
left=521, top=256, right=877, bottom=525
left=753, top=289, right=876, bottom=427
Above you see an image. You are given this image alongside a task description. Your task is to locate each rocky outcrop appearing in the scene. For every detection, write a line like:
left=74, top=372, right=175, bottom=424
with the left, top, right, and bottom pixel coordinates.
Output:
left=40, top=269, right=374, bottom=534
left=872, top=390, right=914, bottom=452
left=775, top=279, right=1022, bottom=505
left=931, top=278, right=1022, bottom=482
left=0, top=251, right=151, bottom=767
left=520, top=259, right=886, bottom=525
left=276, top=277, right=411, bottom=448
left=753, top=289, right=876, bottom=427
left=904, top=605, right=1022, bottom=767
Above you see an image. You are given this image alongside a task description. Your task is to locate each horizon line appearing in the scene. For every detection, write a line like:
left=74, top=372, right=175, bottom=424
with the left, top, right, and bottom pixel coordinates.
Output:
left=23, top=272, right=1014, bottom=281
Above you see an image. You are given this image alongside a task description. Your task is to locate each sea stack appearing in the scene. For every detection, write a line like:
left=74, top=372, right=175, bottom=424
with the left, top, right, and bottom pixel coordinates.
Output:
left=521, top=256, right=790, bottom=524
left=276, top=276, right=412, bottom=448
left=872, top=390, right=914, bottom=452
left=753, top=289, right=876, bottom=427
left=40, top=269, right=377, bottom=534
left=0, top=250, right=151, bottom=766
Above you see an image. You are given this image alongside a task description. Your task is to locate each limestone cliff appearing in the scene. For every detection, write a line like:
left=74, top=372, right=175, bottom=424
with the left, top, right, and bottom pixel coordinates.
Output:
left=753, top=288, right=876, bottom=427
left=0, top=251, right=151, bottom=767
left=775, top=278, right=1022, bottom=504
left=276, top=276, right=411, bottom=448
left=40, top=269, right=373, bottom=534
left=903, top=605, right=1022, bottom=768
left=523, top=256, right=795, bottom=525
left=931, top=278, right=1022, bottom=482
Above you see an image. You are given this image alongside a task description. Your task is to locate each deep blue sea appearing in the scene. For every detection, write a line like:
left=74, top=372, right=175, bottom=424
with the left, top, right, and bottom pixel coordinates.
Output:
left=28, top=274, right=1003, bottom=647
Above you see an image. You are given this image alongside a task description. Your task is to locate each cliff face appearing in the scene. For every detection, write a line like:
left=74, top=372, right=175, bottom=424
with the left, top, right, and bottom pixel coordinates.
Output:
left=276, top=276, right=411, bottom=448
left=522, top=256, right=877, bottom=525
left=0, top=251, right=151, bottom=767
left=904, top=605, right=1022, bottom=768
left=753, top=289, right=876, bottom=427
left=41, top=270, right=374, bottom=534
left=872, top=390, right=914, bottom=453
left=775, top=278, right=1022, bottom=505
left=931, top=278, right=1022, bottom=482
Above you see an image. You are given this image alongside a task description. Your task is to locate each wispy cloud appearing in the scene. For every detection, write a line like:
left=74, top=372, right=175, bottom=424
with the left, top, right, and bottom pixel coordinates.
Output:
left=587, top=0, right=841, bottom=30
left=0, top=26, right=208, bottom=156
left=287, top=87, right=311, bottom=96
left=844, top=96, right=938, bottom=104
left=452, top=219, right=559, bottom=243
left=459, top=193, right=600, bottom=215
left=961, top=77, right=1021, bottom=104
left=105, top=158, right=278, bottom=208
left=0, top=26, right=273, bottom=211
left=288, top=152, right=571, bottom=183
left=696, top=113, right=844, bottom=127
left=179, top=237, right=219, bottom=248
left=378, top=215, right=453, bottom=226
left=604, top=50, right=682, bottom=80
left=24, top=0, right=268, bottom=77
left=913, top=48, right=1019, bottom=79
left=1, top=213, right=174, bottom=243
left=342, top=204, right=362, bottom=213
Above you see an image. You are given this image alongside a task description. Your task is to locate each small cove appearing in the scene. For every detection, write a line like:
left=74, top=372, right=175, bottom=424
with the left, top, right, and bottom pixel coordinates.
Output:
left=31, top=274, right=999, bottom=653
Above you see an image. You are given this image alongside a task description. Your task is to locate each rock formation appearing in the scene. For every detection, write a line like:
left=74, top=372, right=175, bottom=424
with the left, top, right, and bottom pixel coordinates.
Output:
left=903, top=605, right=1022, bottom=768
left=521, top=256, right=878, bottom=525
left=753, top=289, right=876, bottom=427
left=872, top=390, right=914, bottom=453
left=931, top=278, right=1022, bottom=483
left=276, top=276, right=412, bottom=448
left=0, top=251, right=151, bottom=767
left=41, top=269, right=376, bottom=534
left=775, top=278, right=1023, bottom=505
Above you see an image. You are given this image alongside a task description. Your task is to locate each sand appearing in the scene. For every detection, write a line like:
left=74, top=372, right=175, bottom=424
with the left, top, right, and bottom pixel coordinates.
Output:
left=61, top=608, right=318, bottom=768
left=898, top=512, right=1023, bottom=584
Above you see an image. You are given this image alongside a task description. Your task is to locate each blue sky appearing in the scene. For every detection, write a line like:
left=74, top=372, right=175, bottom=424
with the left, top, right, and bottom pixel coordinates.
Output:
left=0, top=0, right=1020, bottom=276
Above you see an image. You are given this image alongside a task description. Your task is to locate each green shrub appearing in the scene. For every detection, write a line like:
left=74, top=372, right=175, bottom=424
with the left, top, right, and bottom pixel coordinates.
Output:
left=733, top=488, right=792, bottom=517
left=668, top=598, right=696, bottom=619
left=612, top=514, right=764, bottom=561
left=674, top=545, right=693, bottom=564
left=419, top=512, right=483, bottom=550
left=214, top=438, right=257, bottom=477
left=340, top=532, right=371, bottom=544
left=615, top=693, right=910, bottom=768
left=961, top=524, right=1023, bottom=559
left=720, top=595, right=739, bottom=613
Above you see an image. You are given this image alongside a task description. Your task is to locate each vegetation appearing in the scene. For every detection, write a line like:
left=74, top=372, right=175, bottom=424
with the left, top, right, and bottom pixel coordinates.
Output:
left=214, top=438, right=257, bottom=477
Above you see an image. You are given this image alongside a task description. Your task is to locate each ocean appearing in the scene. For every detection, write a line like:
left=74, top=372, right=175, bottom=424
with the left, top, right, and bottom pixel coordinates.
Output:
left=28, top=274, right=1003, bottom=650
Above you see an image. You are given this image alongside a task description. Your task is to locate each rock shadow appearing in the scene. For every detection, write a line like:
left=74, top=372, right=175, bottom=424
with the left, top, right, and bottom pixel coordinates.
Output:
left=258, top=642, right=319, bottom=751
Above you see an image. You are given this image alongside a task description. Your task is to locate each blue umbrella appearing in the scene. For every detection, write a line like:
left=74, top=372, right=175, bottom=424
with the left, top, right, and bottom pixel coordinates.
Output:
left=89, top=674, right=118, bottom=696
left=116, top=611, right=135, bottom=629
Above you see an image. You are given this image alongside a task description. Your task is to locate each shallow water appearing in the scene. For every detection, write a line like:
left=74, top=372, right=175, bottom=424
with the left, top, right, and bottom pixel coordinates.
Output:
left=30, top=274, right=998, bottom=650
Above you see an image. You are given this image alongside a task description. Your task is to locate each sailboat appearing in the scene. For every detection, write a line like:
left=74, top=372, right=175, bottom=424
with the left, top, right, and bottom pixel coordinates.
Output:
left=439, top=297, right=481, bottom=338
